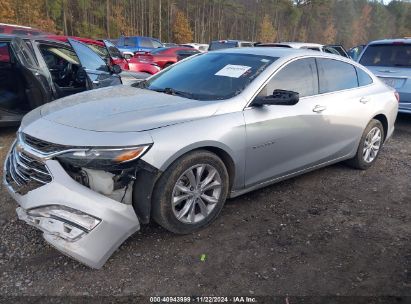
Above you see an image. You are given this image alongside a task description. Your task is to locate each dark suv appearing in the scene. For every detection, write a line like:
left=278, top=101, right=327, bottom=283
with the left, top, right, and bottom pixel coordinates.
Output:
left=0, top=36, right=124, bottom=126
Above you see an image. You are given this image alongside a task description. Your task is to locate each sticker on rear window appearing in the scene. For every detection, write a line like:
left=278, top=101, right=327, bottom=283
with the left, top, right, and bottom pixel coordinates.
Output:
left=215, top=65, right=251, bottom=78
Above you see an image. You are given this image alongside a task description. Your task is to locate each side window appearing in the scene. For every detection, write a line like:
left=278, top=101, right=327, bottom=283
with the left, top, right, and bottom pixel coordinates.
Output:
left=356, top=67, right=373, bottom=86
left=0, top=42, right=11, bottom=63
left=124, top=37, right=136, bottom=47
left=260, top=58, right=318, bottom=98
left=140, top=38, right=154, bottom=48
left=317, top=58, right=358, bottom=93
left=152, top=40, right=163, bottom=48
left=68, top=40, right=109, bottom=72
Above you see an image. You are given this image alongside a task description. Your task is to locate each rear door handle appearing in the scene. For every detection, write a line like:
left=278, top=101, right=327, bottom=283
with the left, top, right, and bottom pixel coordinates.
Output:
left=313, top=105, right=327, bottom=113
left=360, top=97, right=371, bottom=104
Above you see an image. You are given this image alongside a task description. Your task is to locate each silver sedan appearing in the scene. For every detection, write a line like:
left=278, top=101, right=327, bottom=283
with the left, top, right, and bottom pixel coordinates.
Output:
left=4, top=48, right=398, bottom=268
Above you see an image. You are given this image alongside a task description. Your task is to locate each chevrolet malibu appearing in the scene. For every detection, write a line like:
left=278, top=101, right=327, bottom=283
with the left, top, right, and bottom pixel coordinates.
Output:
left=4, top=48, right=398, bottom=268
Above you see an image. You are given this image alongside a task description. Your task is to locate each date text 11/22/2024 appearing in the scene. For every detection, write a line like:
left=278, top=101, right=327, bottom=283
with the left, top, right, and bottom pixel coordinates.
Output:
left=149, top=296, right=258, bottom=303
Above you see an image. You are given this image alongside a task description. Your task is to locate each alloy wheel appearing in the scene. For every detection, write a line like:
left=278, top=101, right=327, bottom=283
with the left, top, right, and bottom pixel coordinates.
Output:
left=363, top=127, right=382, bottom=163
left=171, top=164, right=222, bottom=224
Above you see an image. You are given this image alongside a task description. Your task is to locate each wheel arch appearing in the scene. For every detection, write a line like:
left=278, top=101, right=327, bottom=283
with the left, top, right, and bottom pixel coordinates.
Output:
left=134, top=142, right=238, bottom=225
left=373, top=113, right=388, bottom=141
left=160, top=142, right=237, bottom=192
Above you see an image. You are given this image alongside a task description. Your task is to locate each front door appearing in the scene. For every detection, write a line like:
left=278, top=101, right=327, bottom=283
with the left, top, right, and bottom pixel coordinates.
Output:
left=244, top=58, right=333, bottom=187
left=10, top=37, right=53, bottom=110
left=68, top=38, right=122, bottom=89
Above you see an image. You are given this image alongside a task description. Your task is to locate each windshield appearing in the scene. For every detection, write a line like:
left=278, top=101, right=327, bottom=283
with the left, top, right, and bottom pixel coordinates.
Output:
left=141, top=52, right=277, bottom=100
left=209, top=42, right=238, bottom=51
left=360, top=44, right=411, bottom=67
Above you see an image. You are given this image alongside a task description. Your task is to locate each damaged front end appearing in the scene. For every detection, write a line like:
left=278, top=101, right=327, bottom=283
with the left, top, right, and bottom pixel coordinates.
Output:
left=4, top=132, right=160, bottom=268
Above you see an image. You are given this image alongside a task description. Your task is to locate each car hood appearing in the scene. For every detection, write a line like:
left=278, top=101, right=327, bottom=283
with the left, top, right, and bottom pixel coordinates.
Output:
left=40, top=85, right=220, bottom=132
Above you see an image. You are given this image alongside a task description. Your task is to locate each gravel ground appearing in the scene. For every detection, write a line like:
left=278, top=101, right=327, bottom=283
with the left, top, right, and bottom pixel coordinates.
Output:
left=0, top=115, right=410, bottom=299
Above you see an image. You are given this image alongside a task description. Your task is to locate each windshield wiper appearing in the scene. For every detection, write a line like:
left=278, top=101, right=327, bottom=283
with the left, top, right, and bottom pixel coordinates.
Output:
left=135, top=79, right=148, bottom=89
left=152, top=87, right=195, bottom=99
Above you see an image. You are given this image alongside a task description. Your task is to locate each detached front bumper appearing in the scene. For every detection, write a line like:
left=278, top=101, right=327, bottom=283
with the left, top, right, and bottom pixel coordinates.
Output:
left=4, top=146, right=140, bottom=269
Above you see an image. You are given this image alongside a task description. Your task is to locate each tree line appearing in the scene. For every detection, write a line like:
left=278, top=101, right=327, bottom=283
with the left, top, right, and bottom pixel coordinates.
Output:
left=1, top=0, right=411, bottom=48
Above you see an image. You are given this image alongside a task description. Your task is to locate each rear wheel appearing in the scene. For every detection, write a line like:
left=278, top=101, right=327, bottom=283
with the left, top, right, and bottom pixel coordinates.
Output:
left=152, top=150, right=229, bottom=234
left=347, top=119, right=384, bottom=170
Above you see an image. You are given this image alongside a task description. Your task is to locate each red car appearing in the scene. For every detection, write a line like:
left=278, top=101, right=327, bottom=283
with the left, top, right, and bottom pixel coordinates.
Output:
left=134, top=47, right=200, bottom=69
left=46, top=35, right=160, bottom=75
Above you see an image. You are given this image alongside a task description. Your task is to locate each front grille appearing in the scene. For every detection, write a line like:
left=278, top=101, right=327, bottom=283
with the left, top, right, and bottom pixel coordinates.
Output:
left=22, top=133, right=67, bottom=154
left=5, top=146, right=52, bottom=195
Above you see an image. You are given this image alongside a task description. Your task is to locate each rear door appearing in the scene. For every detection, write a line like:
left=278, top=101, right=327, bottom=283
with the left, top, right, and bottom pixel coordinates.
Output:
left=10, top=37, right=53, bottom=109
left=314, top=58, right=372, bottom=155
left=68, top=38, right=121, bottom=89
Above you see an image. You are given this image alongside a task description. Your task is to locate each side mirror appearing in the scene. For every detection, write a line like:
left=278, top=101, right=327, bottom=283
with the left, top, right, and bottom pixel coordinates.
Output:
left=123, top=53, right=133, bottom=60
left=111, top=64, right=122, bottom=74
left=253, top=89, right=299, bottom=107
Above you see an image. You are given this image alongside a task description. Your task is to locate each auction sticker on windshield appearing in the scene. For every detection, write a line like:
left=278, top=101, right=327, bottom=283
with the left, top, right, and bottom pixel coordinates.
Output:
left=215, top=65, right=251, bottom=78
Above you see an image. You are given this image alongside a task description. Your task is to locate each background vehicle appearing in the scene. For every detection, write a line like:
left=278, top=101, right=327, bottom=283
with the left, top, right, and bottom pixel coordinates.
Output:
left=255, top=42, right=349, bottom=57
left=358, top=38, right=411, bottom=114
left=134, top=47, right=200, bottom=69
left=208, top=40, right=254, bottom=51
left=116, top=36, right=163, bottom=53
left=180, top=43, right=209, bottom=52
left=0, top=35, right=140, bottom=125
left=0, top=23, right=47, bottom=36
left=5, top=48, right=398, bottom=268
left=348, top=44, right=366, bottom=61
left=163, top=43, right=178, bottom=48
left=46, top=35, right=160, bottom=75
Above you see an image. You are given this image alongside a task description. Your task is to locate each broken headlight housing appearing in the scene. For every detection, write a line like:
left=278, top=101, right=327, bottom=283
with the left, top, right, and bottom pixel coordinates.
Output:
left=56, top=145, right=151, bottom=169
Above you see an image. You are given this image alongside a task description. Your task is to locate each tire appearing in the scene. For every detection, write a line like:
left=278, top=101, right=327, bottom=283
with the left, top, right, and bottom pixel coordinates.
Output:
left=152, top=150, right=229, bottom=234
left=346, top=119, right=385, bottom=170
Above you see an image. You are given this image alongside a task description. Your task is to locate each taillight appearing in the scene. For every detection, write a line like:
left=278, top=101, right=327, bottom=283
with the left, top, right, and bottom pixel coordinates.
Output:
left=394, top=91, right=400, bottom=102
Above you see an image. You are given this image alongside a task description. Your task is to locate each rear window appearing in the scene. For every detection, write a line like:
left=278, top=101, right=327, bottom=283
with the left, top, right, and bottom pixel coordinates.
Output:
left=209, top=41, right=238, bottom=51
left=360, top=44, right=411, bottom=67
left=356, top=67, right=373, bottom=86
left=317, top=58, right=358, bottom=93
left=124, top=37, right=136, bottom=47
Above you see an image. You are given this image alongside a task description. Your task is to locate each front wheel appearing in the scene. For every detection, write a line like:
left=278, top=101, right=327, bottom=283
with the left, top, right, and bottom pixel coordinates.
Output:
left=347, top=119, right=385, bottom=170
left=152, top=150, right=229, bottom=234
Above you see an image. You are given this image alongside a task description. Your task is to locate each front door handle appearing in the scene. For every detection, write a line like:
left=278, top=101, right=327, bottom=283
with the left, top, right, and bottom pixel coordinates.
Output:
left=313, top=105, right=327, bottom=113
left=360, top=97, right=371, bottom=104
left=92, top=80, right=100, bottom=85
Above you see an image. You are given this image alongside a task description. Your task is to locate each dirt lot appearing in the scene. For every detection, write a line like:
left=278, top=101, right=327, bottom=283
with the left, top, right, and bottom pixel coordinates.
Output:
left=0, top=115, right=410, bottom=299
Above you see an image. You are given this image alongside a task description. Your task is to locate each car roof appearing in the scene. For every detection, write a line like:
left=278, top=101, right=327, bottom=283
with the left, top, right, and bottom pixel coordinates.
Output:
left=46, top=35, right=104, bottom=46
left=211, top=40, right=253, bottom=43
left=212, top=46, right=354, bottom=62
left=0, top=34, right=70, bottom=46
left=368, top=38, right=411, bottom=45
left=275, top=42, right=324, bottom=48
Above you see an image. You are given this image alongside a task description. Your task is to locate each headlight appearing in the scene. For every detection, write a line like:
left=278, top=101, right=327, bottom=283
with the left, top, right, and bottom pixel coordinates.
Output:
left=56, top=145, right=151, bottom=169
